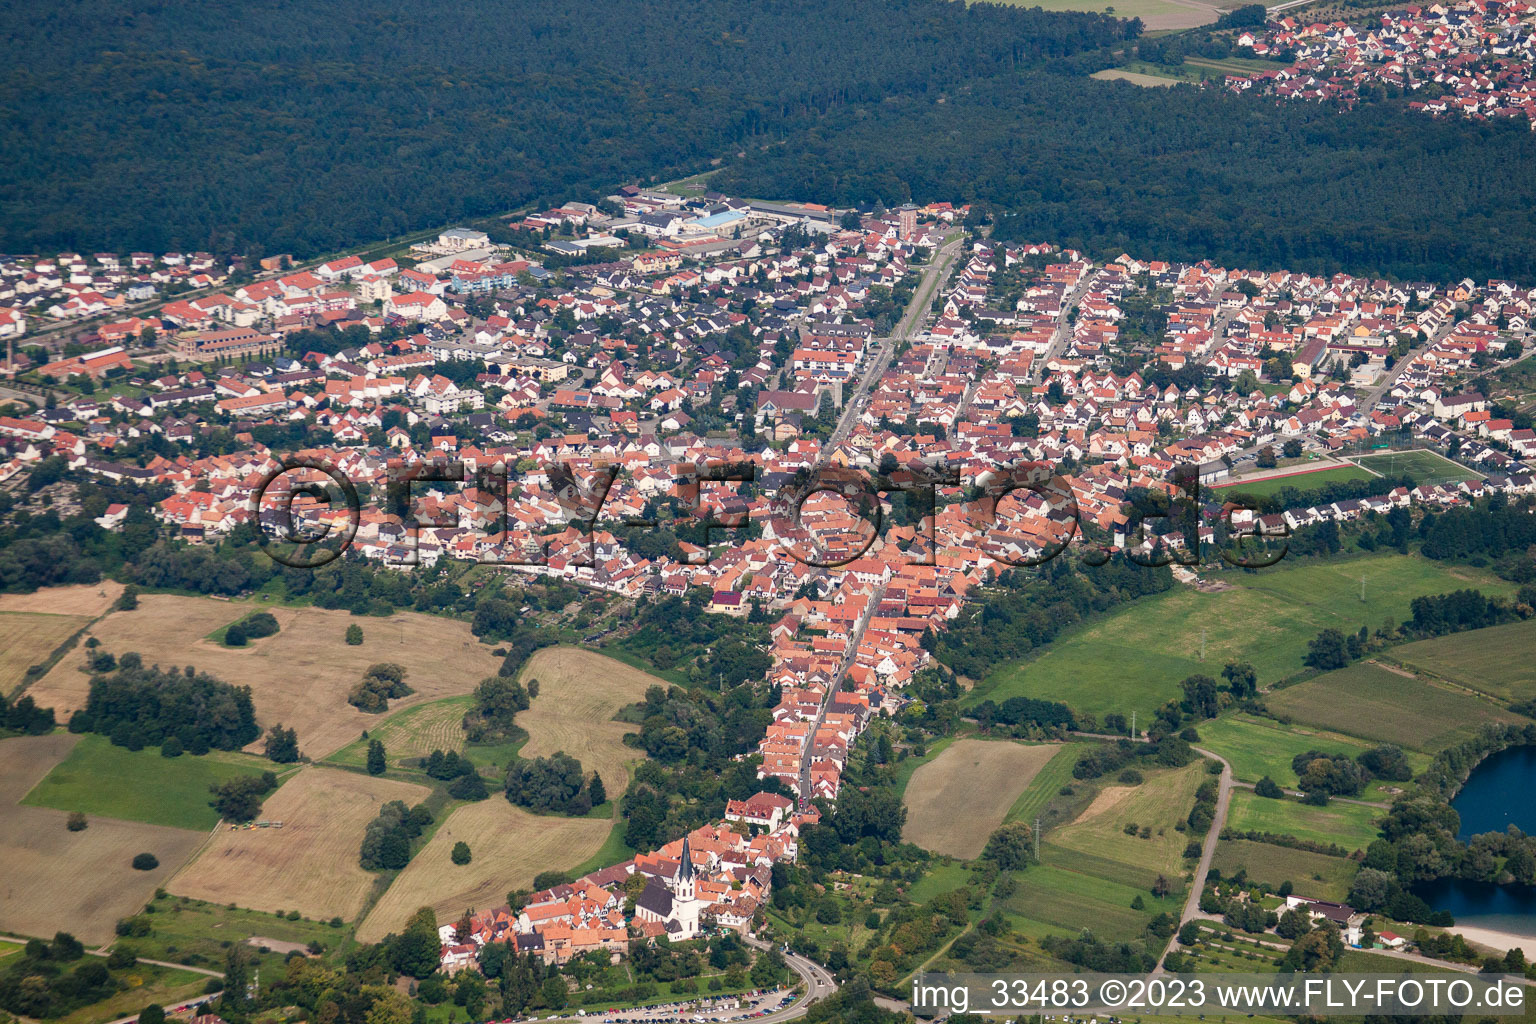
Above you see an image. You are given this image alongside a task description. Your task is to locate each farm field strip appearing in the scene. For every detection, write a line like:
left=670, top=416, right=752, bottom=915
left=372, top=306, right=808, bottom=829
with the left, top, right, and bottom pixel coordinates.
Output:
left=514, top=647, right=666, bottom=797
left=27, top=594, right=502, bottom=759
left=1265, top=662, right=1521, bottom=752
left=901, top=739, right=1060, bottom=859
left=0, top=734, right=204, bottom=944
left=168, top=766, right=430, bottom=921
left=1225, top=789, right=1382, bottom=852
left=0, top=610, right=90, bottom=697
left=1384, top=618, right=1536, bottom=702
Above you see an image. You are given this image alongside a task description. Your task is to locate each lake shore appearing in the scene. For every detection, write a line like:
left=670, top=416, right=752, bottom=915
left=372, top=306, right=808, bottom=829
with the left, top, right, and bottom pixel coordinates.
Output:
left=1449, top=922, right=1536, bottom=959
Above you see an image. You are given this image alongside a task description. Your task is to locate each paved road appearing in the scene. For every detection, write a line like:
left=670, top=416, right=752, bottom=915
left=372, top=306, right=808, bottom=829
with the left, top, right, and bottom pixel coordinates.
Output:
left=1031, top=268, right=1102, bottom=385
left=822, top=235, right=965, bottom=457
left=797, top=580, right=886, bottom=803
left=1156, top=746, right=1233, bottom=972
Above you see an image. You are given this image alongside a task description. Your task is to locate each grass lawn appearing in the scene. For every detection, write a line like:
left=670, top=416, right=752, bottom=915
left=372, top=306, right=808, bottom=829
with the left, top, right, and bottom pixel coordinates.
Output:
left=1196, top=712, right=1431, bottom=796
left=906, top=861, right=973, bottom=904
left=1266, top=662, right=1523, bottom=752
left=1211, top=839, right=1360, bottom=902
left=51, top=962, right=211, bottom=1024
left=1003, top=864, right=1164, bottom=943
left=1214, top=464, right=1374, bottom=498
left=968, top=553, right=1511, bottom=723
left=1386, top=618, right=1536, bottom=703
left=1226, top=789, right=1382, bottom=852
left=0, top=940, right=21, bottom=960
left=22, top=733, right=279, bottom=830
left=1350, top=448, right=1482, bottom=485
left=121, top=891, right=344, bottom=970
left=1047, top=762, right=1206, bottom=885
left=1199, top=713, right=1371, bottom=784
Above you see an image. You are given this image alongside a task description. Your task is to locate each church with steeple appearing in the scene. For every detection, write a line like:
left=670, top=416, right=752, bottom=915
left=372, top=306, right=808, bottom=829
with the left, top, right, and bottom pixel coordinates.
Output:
left=633, top=834, right=705, bottom=939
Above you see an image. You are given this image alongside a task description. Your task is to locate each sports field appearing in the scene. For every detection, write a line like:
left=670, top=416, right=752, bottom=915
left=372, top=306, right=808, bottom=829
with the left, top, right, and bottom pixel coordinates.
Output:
left=22, top=732, right=277, bottom=830
left=1350, top=448, right=1482, bottom=485
left=1215, top=464, right=1374, bottom=498
left=1387, top=618, right=1536, bottom=702
left=969, top=553, right=1513, bottom=721
left=515, top=646, right=667, bottom=797
left=0, top=733, right=204, bottom=944
left=1047, top=761, right=1205, bottom=885
left=1225, top=789, right=1382, bottom=852
left=27, top=594, right=502, bottom=759
left=1266, top=662, right=1522, bottom=752
left=168, top=766, right=430, bottom=921
left=0, top=611, right=90, bottom=696
left=356, top=798, right=613, bottom=943
left=901, top=739, right=1061, bottom=858
left=1211, top=839, right=1359, bottom=902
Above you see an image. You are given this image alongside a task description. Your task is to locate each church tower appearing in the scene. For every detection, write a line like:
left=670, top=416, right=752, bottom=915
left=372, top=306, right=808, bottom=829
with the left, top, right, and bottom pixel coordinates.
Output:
left=675, top=834, right=696, bottom=902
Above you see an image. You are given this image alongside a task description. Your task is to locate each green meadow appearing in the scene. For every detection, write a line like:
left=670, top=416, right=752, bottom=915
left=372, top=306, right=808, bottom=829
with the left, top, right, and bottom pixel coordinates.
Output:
left=968, top=553, right=1513, bottom=722
left=23, top=733, right=277, bottom=830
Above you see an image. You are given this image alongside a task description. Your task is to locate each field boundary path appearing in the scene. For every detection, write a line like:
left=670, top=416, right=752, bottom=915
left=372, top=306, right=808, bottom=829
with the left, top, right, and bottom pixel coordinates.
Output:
left=1155, top=746, right=1232, bottom=972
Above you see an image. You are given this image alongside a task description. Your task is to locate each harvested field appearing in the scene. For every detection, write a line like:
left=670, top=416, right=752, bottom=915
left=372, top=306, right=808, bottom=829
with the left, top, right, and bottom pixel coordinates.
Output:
left=326, top=695, right=477, bottom=773
left=0, top=733, right=204, bottom=944
left=26, top=594, right=501, bottom=759
left=356, top=799, right=612, bottom=943
left=901, top=739, right=1060, bottom=859
left=0, top=611, right=89, bottom=696
left=168, top=766, right=429, bottom=921
left=0, top=582, right=123, bottom=617
left=516, top=647, right=666, bottom=796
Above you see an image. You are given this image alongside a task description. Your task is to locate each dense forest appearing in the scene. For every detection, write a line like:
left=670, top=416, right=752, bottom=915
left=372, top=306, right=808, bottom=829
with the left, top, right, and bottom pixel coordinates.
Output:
left=0, top=0, right=1130, bottom=256
left=716, top=71, right=1536, bottom=283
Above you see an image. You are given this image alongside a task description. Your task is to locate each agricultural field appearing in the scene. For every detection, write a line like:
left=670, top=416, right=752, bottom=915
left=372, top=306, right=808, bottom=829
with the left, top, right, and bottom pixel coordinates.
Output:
left=23, top=733, right=276, bottom=830
left=1215, top=463, right=1375, bottom=498
left=1004, top=742, right=1091, bottom=827
left=1046, top=761, right=1205, bottom=887
left=969, top=553, right=1515, bottom=722
left=1266, top=662, right=1522, bottom=752
left=1350, top=448, right=1483, bottom=485
left=901, top=739, right=1061, bottom=858
left=326, top=695, right=485, bottom=774
left=0, top=581, right=124, bottom=617
left=1387, top=618, right=1536, bottom=703
left=0, top=611, right=89, bottom=696
left=1225, top=789, right=1383, bottom=852
left=168, top=766, right=430, bottom=921
left=0, top=733, right=204, bottom=944
left=356, top=798, right=612, bottom=943
left=1211, top=839, right=1360, bottom=902
left=1091, top=67, right=1182, bottom=87
left=1002, top=863, right=1164, bottom=942
left=27, top=594, right=502, bottom=759
left=983, top=0, right=1224, bottom=29
left=515, top=646, right=667, bottom=797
